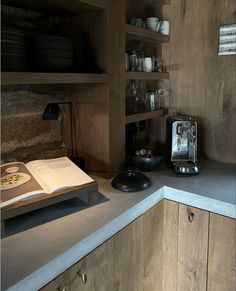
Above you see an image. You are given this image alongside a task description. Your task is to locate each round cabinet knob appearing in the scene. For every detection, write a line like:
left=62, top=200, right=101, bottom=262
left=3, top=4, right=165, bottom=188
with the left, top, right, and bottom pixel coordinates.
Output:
left=188, top=212, right=194, bottom=223
left=77, top=271, right=87, bottom=284
left=57, top=287, right=67, bottom=291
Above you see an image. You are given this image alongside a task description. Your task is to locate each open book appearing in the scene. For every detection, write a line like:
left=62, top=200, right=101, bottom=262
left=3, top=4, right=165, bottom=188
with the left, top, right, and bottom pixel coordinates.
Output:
left=0, top=157, right=94, bottom=208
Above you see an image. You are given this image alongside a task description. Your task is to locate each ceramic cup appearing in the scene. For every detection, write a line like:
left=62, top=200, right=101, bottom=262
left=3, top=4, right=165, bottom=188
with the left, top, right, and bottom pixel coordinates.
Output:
left=146, top=17, right=159, bottom=32
left=130, top=18, right=143, bottom=28
left=159, top=20, right=170, bottom=35
left=143, top=57, right=152, bottom=72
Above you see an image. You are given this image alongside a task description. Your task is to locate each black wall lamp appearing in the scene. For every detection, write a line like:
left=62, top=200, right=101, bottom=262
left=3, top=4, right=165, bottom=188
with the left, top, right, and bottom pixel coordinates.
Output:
left=42, top=102, right=85, bottom=169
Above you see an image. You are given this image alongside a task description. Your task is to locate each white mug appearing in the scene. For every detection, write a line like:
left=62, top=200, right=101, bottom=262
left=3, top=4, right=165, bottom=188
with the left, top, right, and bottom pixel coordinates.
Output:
left=159, top=20, right=170, bottom=35
left=146, top=17, right=159, bottom=32
left=143, top=57, right=152, bottom=72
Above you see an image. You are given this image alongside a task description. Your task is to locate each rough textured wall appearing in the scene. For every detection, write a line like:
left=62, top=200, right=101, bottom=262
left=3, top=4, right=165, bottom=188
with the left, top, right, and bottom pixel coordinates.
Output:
left=1, top=85, right=67, bottom=163
left=169, top=0, right=236, bottom=163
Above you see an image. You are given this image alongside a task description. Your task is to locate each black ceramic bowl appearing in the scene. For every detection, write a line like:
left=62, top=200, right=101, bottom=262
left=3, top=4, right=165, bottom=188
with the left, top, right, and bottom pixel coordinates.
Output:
left=132, top=155, right=163, bottom=172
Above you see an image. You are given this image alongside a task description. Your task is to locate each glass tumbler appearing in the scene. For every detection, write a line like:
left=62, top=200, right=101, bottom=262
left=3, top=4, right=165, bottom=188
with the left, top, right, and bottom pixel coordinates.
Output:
left=129, top=51, right=138, bottom=71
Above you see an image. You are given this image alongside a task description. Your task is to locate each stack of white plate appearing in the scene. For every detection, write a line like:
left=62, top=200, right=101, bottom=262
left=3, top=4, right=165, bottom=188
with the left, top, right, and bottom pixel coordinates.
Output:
left=1, top=27, right=26, bottom=71
left=34, top=35, right=74, bottom=72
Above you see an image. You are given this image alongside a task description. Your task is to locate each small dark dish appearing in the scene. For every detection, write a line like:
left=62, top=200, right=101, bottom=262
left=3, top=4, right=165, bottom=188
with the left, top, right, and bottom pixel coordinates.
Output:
left=112, top=169, right=151, bottom=192
left=132, top=155, right=163, bottom=172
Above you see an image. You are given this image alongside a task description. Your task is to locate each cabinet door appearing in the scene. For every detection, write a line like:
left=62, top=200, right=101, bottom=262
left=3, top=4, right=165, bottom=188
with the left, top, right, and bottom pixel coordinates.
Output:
left=177, top=205, right=209, bottom=291
left=207, top=213, right=236, bottom=291
left=67, top=238, right=114, bottom=291
left=143, top=200, right=166, bottom=291
left=40, top=271, right=68, bottom=291
left=113, top=217, right=144, bottom=291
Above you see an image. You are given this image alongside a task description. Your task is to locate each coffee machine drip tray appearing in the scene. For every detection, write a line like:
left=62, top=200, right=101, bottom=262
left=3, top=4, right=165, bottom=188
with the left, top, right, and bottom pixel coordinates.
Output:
left=172, top=161, right=200, bottom=175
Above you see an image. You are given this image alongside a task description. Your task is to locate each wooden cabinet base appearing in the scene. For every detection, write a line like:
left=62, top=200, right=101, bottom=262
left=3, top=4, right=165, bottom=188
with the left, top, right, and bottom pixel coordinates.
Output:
left=41, top=200, right=235, bottom=291
left=207, top=214, right=236, bottom=291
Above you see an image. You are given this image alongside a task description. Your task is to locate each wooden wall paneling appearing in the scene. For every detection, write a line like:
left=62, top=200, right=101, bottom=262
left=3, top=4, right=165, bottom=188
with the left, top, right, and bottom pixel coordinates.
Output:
left=126, top=0, right=143, bottom=23
left=169, top=0, right=236, bottom=163
left=107, top=0, right=126, bottom=172
left=65, top=83, right=110, bottom=172
left=177, top=205, right=209, bottom=291
left=207, top=213, right=236, bottom=291
left=113, top=217, right=144, bottom=291
left=67, top=237, right=114, bottom=291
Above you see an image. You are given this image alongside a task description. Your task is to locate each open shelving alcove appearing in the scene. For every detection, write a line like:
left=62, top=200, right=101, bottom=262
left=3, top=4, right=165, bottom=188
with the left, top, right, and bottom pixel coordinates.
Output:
left=1, top=0, right=114, bottom=173
left=124, top=0, right=170, bottom=160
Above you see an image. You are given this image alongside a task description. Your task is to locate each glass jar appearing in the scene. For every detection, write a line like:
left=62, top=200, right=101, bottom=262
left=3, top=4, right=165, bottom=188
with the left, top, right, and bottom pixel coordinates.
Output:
left=126, top=80, right=145, bottom=114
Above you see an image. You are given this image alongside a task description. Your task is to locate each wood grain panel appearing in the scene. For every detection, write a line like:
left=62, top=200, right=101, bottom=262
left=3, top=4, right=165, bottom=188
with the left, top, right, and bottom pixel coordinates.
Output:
left=207, top=213, right=236, bottom=291
left=126, top=108, right=168, bottom=124
left=65, top=83, right=110, bottom=171
left=162, top=199, right=178, bottom=291
left=107, top=0, right=126, bottom=171
left=40, top=271, right=68, bottom=291
left=1, top=73, right=108, bottom=85
left=113, top=217, right=144, bottom=291
left=177, top=205, right=209, bottom=291
left=143, top=200, right=164, bottom=291
left=67, top=238, right=113, bottom=291
left=2, top=0, right=107, bottom=14
left=169, top=0, right=236, bottom=163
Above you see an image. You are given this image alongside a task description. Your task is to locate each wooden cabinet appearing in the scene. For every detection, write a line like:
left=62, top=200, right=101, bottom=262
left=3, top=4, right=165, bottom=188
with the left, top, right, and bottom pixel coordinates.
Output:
left=207, top=213, right=236, bottom=291
left=67, top=238, right=114, bottom=291
left=177, top=205, right=209, bottom=291
left=41, top=237, right=114, bottom=291
left=41, top=200, right=235, bottom=291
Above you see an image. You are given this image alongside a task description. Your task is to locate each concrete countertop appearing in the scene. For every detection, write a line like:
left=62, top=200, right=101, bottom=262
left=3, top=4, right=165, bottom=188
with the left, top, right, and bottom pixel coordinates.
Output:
left=1, top=160, right=236, bottom=291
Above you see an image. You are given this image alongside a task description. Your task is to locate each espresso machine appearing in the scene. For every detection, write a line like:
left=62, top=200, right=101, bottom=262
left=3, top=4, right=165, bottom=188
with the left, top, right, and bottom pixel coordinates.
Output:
left=166, top=115, right=200, bottom=175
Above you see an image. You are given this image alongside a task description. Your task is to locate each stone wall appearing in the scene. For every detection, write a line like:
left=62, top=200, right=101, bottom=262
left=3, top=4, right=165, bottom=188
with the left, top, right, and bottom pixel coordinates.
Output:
left=1, top=85, right=67, bottom=163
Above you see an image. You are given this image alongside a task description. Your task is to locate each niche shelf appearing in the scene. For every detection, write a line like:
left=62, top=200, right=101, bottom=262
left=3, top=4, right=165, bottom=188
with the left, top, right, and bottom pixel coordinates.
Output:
left=2, top=0, right=107, bottom=14
left=125, top=72, right=169, bottom=80
left=125, top=108, right=168, bottom=124
left=1, top=72, right=108, bottom=85
left=125, top=24, right=169, bottom=44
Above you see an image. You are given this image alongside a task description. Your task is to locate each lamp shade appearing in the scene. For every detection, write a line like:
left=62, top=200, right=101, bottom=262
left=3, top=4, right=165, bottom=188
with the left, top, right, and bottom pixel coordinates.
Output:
left=42, top=103, right=61, bottom=120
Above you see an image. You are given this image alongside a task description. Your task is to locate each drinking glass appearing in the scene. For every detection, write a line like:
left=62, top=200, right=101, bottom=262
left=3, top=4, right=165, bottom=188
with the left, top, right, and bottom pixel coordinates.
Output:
left=129, top=51, right=138, bottom=71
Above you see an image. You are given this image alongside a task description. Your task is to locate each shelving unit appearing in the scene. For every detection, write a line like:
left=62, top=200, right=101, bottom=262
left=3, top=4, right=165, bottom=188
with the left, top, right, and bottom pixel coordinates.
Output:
left=1, top=72, right=108, bottom=85
left=1, top=0, right=112, bottom=173
left=1, top=0, right=170, bottom=173
left=126, top=108, right=168, bottom=124
left=123, top=0, right=170, bottom=161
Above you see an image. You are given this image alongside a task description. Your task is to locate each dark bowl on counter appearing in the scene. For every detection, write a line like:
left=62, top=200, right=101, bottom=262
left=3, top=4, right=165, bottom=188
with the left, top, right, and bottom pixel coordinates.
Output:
left=132, top=155, right=163, bottom=172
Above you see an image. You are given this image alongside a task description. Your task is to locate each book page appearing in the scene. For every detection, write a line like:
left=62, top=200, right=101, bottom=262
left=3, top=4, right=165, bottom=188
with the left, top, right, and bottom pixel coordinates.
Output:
left=26, top=157, right=94, bottom=194
left=0, top=162, right=46, bottom=208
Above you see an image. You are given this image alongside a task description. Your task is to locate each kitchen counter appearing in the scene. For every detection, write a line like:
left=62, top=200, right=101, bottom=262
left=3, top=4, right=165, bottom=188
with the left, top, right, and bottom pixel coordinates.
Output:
left=1, top=160, right=236, bottom=291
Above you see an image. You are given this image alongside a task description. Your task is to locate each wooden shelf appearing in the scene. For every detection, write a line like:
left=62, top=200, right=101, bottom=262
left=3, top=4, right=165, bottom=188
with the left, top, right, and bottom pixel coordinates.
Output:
left=142, top=0, right=170, bottom=6
left=125, top=108, right=168, bottom=124
left=125, top=72, right=169, bottom=80
left=125, top=24, right=169, bottom=44
left=1, top=72, right=108, bottom=85
left=2, top=0, right=107, bottom=14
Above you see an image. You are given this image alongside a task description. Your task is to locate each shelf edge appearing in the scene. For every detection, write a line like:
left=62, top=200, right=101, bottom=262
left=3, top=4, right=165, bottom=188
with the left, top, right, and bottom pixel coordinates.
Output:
left=125, top=108, right=168, bottom=124
left=1, top=72, right=109, bottom=85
